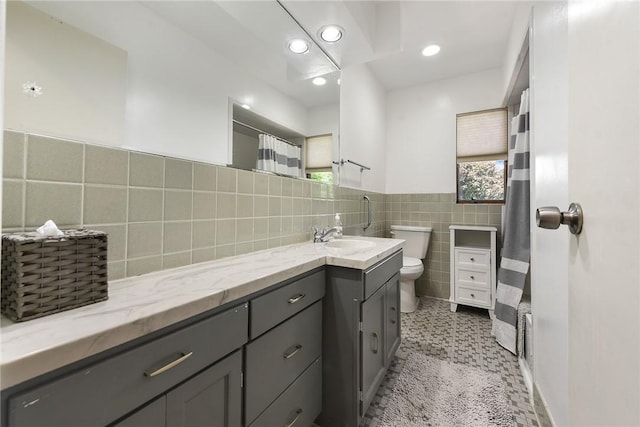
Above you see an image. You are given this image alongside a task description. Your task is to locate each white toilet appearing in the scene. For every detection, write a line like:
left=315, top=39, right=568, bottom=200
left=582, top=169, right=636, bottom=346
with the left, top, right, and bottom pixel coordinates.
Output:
left=390, top=225, right=432, bottom=313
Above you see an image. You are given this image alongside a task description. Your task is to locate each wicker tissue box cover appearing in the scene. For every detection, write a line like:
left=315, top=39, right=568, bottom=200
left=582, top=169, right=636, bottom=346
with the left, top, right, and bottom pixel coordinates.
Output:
left=1, top=229, right=108, bottom=322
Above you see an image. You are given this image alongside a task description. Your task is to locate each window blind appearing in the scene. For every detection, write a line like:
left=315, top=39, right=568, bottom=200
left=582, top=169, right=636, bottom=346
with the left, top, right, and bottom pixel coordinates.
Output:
left=305, top=134, right=333, bottom=172
left=456, top=108, right=508, bottom=162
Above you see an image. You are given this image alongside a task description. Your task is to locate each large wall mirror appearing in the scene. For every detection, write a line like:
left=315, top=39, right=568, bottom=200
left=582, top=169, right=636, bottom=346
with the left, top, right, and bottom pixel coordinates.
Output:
left=6, top=0, right=340, bottom=182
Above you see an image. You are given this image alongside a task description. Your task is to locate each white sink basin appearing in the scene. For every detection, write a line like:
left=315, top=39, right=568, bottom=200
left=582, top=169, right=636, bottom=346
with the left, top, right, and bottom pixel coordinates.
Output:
left=325, top=239, right=375, bottom=250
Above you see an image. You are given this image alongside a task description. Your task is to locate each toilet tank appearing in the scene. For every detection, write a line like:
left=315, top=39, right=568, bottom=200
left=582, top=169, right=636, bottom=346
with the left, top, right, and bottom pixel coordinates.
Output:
left=390, top=225, right=432, bottom=258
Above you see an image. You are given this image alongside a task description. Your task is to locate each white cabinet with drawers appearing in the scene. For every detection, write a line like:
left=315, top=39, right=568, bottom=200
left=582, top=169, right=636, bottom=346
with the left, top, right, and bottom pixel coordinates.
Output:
left=449, top=225, right=498, bottom=318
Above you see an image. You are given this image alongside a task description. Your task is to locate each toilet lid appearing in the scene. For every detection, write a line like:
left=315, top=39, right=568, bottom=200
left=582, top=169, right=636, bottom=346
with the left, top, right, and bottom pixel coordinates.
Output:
left=403, top=257, right=422, bottom=267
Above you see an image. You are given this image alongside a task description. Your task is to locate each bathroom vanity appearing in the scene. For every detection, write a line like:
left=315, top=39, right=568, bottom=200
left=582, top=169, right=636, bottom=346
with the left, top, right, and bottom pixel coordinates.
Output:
left=0, top=237, right=403, bottom=427
left=449, top=225, right=498, bottom=317
left=4, top=268, right=325, bottom=427
left=320, top=250, right=402, bottom=427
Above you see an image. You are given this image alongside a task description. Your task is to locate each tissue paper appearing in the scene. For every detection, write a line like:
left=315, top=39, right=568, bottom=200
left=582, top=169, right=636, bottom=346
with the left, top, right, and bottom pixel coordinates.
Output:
left=36, top=220, right=64, bottom=237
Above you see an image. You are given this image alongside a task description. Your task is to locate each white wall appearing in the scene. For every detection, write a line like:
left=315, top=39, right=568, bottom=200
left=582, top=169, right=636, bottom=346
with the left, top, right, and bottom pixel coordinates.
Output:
left=339, top=63, right=387, bottom=192
left=308, top=103, right=340, bottom=179
left=307, top=103, right=339, bottom=138
left=1, top=0, right=6, bottom=235
left=20, top=1, right=308, bottom=165
left=5, top=2, right=127, bottom=147
left=503, top=2, right=533, bottom=99
left=384, top=68, right=503, bottom=194
left=529, top=2, right=569, bottom=426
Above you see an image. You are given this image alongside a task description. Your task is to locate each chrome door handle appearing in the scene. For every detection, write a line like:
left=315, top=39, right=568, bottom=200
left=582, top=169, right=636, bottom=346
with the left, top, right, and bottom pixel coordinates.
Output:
left=284, top=408, right=303, bottom=427
left=144, top=352, right=193, bottom=377
left=283, top=344, right=303, bottom=359
left=536, top=203, right=583, bottom=234
left=288, top=294, right=305, bottom=304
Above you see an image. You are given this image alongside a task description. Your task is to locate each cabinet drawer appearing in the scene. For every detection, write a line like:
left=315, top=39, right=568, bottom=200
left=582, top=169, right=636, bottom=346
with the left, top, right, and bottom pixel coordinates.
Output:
left=250, top=268, right=325, bottom=339
left=8, top=304, right=249, bottom=427
left=456, top=286, right=491, bottom=307
left=455, top=268, right=490, bottom=287
left=455, top=248, right=490, bottom=268
left=249, top=358, right=322, bottom=427
left=364, top=250, right=402, bottom=299
left=245, top=301, right=322, bottom=424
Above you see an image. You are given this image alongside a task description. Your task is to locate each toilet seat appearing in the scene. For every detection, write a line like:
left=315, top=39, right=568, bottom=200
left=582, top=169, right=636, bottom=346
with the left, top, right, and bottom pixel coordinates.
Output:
left=401, top=257, right=424, bottom=276
left=403, top=257, right=422, bottom=267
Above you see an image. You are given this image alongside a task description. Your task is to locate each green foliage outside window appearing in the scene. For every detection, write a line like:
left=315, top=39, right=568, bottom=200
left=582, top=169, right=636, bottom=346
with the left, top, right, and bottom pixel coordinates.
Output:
left=457, top=160, right=505, bottom=203
left=307, top=172, right=333, bottom=184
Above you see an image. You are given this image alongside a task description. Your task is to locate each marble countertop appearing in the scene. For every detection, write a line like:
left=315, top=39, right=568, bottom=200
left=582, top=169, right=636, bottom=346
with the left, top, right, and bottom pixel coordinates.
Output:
left=0, top=236, right=403, bottom=390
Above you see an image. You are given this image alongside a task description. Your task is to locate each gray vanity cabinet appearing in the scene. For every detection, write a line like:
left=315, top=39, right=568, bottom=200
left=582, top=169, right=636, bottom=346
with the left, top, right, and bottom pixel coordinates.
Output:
left=384, top=276, right=401, bottom=364
left=245, top=269, right=325, bottom=427
left=360, top=283, right=386, bottom=413
left=115, top=351, right=242, bottom=427
left=320, top=250, right=402, bottom=427
left=5, top=303, right=248, bottom=427
left=113, top=396, right=166, bottom=427
left=2, top=268, right=325, bottom=427
left=165, top=350, right=242, bottom=427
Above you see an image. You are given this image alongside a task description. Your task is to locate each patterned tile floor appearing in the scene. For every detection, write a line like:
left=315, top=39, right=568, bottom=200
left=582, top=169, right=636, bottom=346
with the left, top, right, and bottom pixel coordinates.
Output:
left=360, top=297, right=538, bottom=427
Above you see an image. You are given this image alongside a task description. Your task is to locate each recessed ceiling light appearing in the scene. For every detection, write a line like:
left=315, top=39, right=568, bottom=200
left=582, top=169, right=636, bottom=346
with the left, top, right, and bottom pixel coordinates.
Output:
left=288, top=39, right=310, bottom=54
left=312, top=77, right=327, bottom=86
left=421, top=44, right=441, bottom=57
left=319, top=25, right=343, bottom=43
left=241, top=104, right=251, bottom=110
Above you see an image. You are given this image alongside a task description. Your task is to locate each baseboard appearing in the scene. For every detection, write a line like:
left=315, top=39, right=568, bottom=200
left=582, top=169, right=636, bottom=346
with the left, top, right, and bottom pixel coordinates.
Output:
left=518, top=358, right=534, bottom=399
left=533, top=382, right=556, bottom=427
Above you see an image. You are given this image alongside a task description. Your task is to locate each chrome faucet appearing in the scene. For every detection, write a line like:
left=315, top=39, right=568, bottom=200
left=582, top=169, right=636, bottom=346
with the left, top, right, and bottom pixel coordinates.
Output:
left=312, top=226, right=340, bottom=243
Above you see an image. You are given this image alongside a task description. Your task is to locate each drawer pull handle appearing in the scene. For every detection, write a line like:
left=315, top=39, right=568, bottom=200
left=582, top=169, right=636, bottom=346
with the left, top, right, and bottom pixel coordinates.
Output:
left=470, top=275, right=475, bottom=280
left=390, top=306, right=397, bottom=324
left=470, top=257, right=475, bottom=262
left=144, top=352, right=193, bottom=377
left=284, top=408, right=303, bottom=427
left=288, top=294, right=306, bottom=304
left=283, top=344, right=303, bottom=359
left=470, top=293, right=475, bottom=298
left=371, top=332, right=379, bottom=354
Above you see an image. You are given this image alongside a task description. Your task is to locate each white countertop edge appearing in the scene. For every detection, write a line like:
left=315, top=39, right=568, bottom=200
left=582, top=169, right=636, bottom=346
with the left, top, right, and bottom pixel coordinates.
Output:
left=0, top=237, right=403, bottom=390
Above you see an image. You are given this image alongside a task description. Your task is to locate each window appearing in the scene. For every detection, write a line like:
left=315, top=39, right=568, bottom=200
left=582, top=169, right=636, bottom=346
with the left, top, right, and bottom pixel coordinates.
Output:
left=456, top=108, right=508, bottom=203
left=305, top=134, right=333, bottom=184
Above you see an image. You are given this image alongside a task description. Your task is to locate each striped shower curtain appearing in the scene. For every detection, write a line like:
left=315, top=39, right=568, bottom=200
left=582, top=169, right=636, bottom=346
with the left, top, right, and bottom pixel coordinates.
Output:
left=493, top=88, right=530, bottom=354
left=256, top=134, right=302, bottom=178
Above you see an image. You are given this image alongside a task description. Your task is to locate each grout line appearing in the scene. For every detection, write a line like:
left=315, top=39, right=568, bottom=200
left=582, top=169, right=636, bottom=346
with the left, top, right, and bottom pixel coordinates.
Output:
left=80, top=143, right=86, bottom=227
left=20, top=133, right=28, bottom=230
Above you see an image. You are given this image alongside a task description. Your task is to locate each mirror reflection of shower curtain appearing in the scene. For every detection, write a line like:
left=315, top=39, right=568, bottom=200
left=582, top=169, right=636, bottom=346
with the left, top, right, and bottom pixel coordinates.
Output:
left=492, top=88, right=531, bottom=355
left=257, top=134, right=302, bottom=178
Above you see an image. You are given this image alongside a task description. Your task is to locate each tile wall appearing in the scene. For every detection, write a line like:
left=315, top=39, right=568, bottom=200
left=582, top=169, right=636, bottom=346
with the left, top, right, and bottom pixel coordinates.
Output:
left=2, top=131, right=504, bottom=294
left=383, top=194, right=502, bottom=299
left=2, top=131, right=386, bottom=280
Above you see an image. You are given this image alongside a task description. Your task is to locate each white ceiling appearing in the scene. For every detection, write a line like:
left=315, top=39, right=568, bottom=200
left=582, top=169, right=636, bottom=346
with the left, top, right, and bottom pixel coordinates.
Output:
left=27, top=1, right=520, bottom=108
left=151, top=0, right=518, bottom=106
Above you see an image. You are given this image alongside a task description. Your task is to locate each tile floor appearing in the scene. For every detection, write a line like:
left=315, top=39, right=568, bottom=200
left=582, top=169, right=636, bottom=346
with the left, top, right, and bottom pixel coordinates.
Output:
left=361, top=297, right=538, bottom=427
